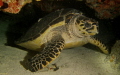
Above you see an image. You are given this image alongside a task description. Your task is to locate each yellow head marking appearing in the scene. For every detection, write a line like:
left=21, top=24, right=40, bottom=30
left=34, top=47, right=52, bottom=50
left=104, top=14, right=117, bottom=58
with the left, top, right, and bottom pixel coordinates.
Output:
left=76, top=16, right=99, bottom=36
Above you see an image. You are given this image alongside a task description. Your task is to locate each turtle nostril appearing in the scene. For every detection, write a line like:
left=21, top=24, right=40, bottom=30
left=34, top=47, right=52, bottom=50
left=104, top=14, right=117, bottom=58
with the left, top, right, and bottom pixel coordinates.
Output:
left=92, top=23, right=97, bottom=25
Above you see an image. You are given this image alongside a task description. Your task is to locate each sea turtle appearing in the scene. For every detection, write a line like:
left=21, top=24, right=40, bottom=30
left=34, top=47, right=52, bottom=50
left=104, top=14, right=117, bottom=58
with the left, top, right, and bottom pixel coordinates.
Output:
left=15, top=8, right=109, bottom=72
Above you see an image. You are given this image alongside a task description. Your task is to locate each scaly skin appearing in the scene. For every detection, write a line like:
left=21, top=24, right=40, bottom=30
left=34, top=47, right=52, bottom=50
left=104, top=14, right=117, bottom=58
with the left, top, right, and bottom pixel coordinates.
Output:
left=88, top=37, right=109, bottom=54
left=28, top=37, right=65, bottom=72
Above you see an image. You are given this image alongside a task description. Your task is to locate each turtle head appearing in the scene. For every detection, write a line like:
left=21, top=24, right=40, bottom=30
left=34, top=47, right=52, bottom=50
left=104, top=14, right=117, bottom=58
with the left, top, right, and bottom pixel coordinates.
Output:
left=75, top=16, right=99, bottom=36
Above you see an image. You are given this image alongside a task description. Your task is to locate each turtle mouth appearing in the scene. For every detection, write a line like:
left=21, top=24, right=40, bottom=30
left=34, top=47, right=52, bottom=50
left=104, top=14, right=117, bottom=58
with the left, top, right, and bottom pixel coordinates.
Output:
left=88, top=31, right=98, bottom=35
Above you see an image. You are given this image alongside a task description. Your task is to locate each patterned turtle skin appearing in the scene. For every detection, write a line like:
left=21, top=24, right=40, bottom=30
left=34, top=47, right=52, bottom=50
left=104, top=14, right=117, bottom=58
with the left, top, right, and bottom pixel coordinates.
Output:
left=15, top=8, right=109, bottom=72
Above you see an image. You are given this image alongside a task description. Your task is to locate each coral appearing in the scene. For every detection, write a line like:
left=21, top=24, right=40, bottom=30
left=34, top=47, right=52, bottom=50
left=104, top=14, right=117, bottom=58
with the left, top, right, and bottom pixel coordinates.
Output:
left=34, top=0, right=82, bottom=13
left=33, top=1, right=66, bottom=13
left=86, top=0, right=120, bottom=19
left=0, top=0, right=3, bottom=7
left=0, top=0, right=32, bottom=14
left=105, top=40, right=120, bottom=70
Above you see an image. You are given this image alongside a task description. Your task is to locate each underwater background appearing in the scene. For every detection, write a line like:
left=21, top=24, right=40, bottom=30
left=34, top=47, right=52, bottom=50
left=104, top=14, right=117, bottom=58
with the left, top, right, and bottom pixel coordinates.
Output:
left=0, top=0, right=120, bottom=75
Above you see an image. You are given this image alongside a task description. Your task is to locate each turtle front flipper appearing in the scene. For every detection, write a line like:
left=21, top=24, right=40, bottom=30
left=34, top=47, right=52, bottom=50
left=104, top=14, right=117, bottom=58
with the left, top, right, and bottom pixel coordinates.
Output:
left=28, top=38, right=65, bottom=72
left=88, top=37, right=109, bottom=54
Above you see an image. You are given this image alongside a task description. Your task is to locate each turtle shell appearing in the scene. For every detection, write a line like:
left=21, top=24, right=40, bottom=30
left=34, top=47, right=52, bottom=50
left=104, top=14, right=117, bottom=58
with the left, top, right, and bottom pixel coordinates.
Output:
left=15, top=8, right=82, bottom=50
left=16, top=8, right=81, bottom=44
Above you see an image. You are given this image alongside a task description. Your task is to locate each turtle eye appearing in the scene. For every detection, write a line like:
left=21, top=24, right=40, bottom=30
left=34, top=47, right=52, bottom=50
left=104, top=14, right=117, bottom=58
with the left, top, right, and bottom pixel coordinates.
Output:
left=84, top=22, right=92, bottom=28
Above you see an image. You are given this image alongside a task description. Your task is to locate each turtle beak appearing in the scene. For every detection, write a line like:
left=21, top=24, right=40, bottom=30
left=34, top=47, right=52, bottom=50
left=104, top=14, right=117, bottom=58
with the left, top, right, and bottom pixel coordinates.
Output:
left=88, top=31, right=98, bottom=35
